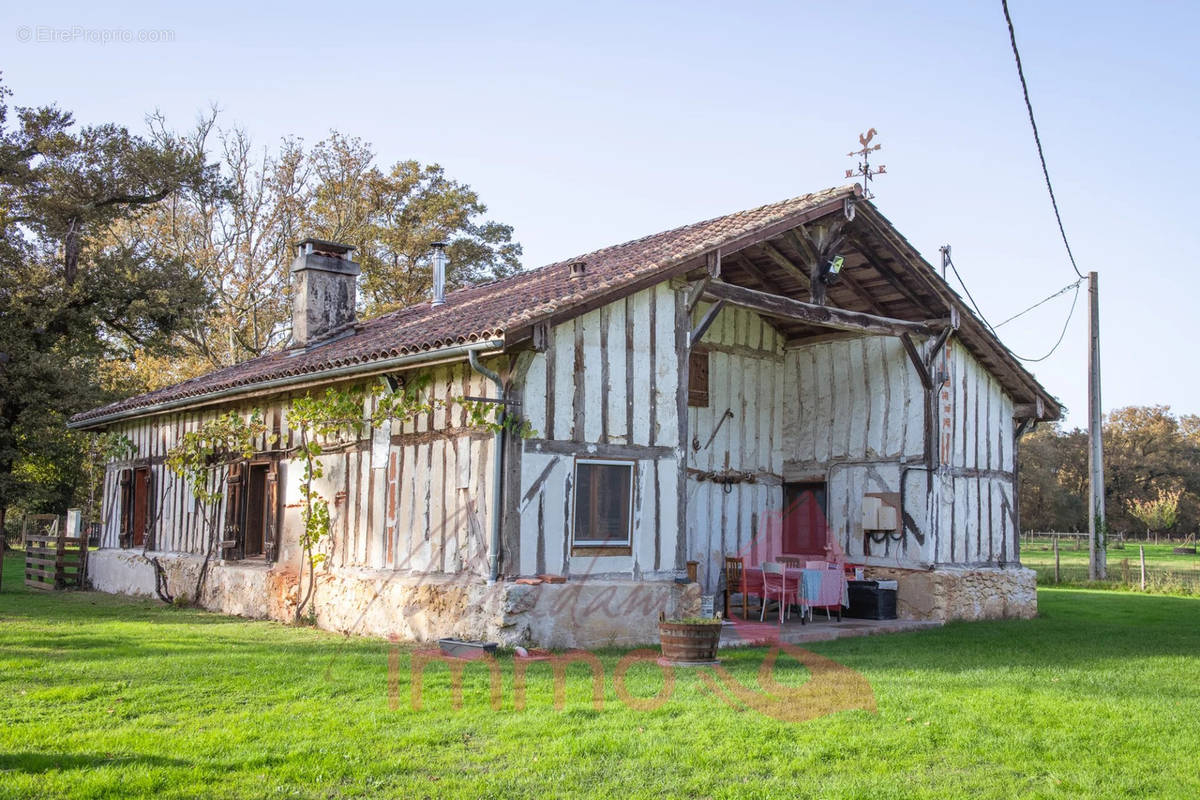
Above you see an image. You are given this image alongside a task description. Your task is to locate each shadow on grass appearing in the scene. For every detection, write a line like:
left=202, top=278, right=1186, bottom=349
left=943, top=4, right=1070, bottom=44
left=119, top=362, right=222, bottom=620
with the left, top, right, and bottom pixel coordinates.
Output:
left=0, top=751, right=194, bottom=774
left=6, top=554, right=1200, bottom=683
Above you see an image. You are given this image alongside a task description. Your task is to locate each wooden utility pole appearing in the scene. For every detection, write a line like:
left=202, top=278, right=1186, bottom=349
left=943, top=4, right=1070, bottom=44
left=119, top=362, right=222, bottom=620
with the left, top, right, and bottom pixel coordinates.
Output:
left=1088, top=271, right=1107, bottom=580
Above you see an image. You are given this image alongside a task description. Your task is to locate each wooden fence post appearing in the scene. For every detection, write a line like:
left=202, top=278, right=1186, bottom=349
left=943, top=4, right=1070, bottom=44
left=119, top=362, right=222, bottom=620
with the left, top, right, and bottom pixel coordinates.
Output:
left=1054, top=537, right=1060, bottom=584
left=1139, top=545, right=1146, bottom=591
left=1121, top=558, right=1130, bottom=585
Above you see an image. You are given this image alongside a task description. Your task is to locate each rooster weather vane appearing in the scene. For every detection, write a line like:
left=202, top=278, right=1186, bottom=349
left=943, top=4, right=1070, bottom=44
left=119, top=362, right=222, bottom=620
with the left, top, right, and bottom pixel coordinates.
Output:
left=845, top=128, right=887, bottom=199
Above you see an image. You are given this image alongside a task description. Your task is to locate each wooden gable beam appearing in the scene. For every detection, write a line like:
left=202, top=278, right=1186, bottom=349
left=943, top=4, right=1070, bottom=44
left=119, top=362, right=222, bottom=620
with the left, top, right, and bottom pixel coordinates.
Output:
left=766, top=234, right=888, bottom=316
left=689, top=298, right=726, bottom=348
left=734, top=253, right=788, bottom=294
left=900, top=333, right=934, bottom=391
left=849, top=239, right=939, bottom=315
left=713, top=254, right=789, bottom=342
left=760, top=241, right=811, bottom=289
left=704, top=280, right=947, bottom=339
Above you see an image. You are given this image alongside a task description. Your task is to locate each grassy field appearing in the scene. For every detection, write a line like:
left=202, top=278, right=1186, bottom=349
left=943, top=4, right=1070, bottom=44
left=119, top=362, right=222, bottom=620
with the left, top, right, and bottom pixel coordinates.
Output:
left=2, top=553, right=1199, bottom=799
left=1020, top=537, right=1200, bottom=594
left=1020, top=538, right=1199, bottom=569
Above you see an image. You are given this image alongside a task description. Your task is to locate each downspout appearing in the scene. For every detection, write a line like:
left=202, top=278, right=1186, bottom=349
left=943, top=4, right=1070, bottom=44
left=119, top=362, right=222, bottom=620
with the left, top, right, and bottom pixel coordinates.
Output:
left=468, top=347, right=505, bottom=585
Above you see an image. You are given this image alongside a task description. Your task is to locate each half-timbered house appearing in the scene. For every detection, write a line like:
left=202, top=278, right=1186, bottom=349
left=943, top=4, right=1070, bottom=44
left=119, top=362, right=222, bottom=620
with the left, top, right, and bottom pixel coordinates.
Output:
left=70, top=185, right=1059, bottom=646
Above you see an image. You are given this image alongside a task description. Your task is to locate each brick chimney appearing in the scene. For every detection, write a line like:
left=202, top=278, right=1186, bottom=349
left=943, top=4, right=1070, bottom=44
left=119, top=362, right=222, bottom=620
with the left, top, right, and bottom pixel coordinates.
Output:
left=291, top=238, right=359, bottom=347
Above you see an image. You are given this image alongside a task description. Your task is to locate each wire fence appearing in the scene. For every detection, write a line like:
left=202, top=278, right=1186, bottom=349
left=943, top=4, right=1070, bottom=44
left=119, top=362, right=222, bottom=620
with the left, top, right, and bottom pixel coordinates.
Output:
left=1031, top=563, right=1200, bottom=596
left=1021, top=532, right=1200, bottom=596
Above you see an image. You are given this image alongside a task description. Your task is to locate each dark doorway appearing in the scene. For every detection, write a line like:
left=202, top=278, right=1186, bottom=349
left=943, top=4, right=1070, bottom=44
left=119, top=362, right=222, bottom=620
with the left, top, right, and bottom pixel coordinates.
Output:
left=131, top=467, right=151, bottom=548
left=782, top=482, right=828, bottom=556
left=244, top=463, right=270, bottom=558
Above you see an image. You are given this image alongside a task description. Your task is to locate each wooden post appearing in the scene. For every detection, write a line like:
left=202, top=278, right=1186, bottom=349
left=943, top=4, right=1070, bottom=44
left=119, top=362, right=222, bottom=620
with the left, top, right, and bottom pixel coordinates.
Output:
left=1121, top=558, right=1130, bottom=585
left=1087, top=271, right=1107, bottom=580
left=1053, top=537, right=1060, bottom=584
left=1139, top=545, right=1146, bottom=591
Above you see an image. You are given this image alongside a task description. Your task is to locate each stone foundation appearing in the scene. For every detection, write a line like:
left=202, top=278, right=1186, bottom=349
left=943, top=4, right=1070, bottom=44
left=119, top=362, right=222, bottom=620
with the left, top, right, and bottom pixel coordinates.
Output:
left=866, top=565, right=1037, bottom=622
left=86, top=549, right=700, bottom=649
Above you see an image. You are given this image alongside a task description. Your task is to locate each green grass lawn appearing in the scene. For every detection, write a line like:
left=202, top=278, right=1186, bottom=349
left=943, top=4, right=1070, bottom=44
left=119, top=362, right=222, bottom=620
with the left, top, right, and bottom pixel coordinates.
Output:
left=2, top=553, right=1199, bottom=799
left=1020, top=538, right=1199, bottom=571
left=1020, top=538, right=1200, bottom=594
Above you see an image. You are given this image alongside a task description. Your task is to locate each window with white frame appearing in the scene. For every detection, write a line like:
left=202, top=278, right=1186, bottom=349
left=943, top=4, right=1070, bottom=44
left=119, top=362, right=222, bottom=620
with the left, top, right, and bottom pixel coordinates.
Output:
left=572, top=459, right=634, bottom=549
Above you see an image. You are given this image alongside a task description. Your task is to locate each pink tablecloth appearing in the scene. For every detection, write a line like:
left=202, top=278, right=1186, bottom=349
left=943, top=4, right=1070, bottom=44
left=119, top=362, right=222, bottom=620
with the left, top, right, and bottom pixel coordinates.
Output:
left=743, top=567, right=850, bottom=609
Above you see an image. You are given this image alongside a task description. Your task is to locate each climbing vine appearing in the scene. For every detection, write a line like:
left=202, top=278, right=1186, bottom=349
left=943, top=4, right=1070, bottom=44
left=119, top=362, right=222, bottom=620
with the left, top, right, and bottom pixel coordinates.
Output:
left=286, top=374, right=536, bottom=623
left=455, top=397, right=536, bottom=438
left=163, top=410, right=270, bottom=605
left=287, top=377, right=439, bottom=623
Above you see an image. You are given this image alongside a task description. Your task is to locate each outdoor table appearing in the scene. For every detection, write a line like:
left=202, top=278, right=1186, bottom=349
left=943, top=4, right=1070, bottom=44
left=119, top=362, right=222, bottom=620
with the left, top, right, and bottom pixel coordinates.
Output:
left=743, top=565, right=849, bottom=620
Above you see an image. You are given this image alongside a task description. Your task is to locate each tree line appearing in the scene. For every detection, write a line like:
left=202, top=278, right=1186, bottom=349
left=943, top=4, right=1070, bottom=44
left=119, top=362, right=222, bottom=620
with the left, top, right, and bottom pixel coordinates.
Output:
left=1019, top=405, right=1200, bottom=538
left=0, top=80, right=522, bottom=535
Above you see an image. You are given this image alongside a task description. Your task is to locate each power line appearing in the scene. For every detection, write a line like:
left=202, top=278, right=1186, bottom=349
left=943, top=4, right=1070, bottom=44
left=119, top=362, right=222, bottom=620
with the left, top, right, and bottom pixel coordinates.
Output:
left=1001, top=0, right=1085, bottom=280
left=945, top=255, right=999, bottom=337
left=994, top=278, right=1083, bottom=328
left=1007, top=280, right=1082, bottom=363
left=946, top=255, right=1082, bottom=363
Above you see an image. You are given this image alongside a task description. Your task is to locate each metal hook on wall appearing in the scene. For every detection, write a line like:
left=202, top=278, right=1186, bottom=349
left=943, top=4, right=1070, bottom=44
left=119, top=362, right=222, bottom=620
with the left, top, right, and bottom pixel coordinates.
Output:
left=693, top=408, right=734, bottom=453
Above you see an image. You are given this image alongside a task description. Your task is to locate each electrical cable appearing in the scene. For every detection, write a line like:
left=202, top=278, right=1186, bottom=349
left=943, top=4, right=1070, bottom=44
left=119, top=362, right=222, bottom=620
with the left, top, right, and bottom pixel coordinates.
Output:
left=1002, top=0, right=1086, bottom=280
left=945, top=255, right=999, bottom=337
left=946, top=254, right=1082, bottom=363
left=1006, top=280, right=1081, bottom=362
left=994, top=278, right=1083, bottom=328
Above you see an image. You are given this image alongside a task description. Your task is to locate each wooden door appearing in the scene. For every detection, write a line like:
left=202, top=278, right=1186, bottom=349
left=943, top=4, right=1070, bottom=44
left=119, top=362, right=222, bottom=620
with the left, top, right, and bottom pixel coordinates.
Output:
left=782, top=482, right=828, bottom=555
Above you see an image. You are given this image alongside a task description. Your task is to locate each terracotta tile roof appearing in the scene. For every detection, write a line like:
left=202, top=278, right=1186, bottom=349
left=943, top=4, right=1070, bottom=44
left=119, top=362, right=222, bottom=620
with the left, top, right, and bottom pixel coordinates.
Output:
left=70, top=186, right=855, bottom=427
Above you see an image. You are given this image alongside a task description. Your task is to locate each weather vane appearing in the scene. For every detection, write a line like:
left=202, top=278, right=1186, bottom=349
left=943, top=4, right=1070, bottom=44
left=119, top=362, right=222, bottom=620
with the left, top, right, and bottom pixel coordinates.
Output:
left=846, top=128, right=887, bottom=199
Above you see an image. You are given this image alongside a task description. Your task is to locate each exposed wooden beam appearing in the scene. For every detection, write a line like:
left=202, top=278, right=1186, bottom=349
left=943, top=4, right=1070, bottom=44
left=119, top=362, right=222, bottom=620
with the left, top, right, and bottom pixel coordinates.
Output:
left=784, top=331, right=862, bottom=348
left=760, top=242, right=811, bottom=288
left=704, top=281, right=946, bottom=339
left=765, top=236, right=887, bottom=316
left=706, top=249, right=722, bottom=279
left=784, top=229, right=818, bottom=264
left=1014, top=397, right=1048, bottom=420
left=850, top=239, right=938, bottom=314
left=900, top=333, right=934, bottom=391
left=790, top=222, right=846, bottom=306
left=837, top=268, right=888, bottom=316
left=689, top=298, right=726, bottom=348
left=734, top=253, right=788, bottom=294
left=925, top=326, right=953, bottom=367
left=686, top=275, right=712, bottom=314
left=722, top=255, right=791, bottom=341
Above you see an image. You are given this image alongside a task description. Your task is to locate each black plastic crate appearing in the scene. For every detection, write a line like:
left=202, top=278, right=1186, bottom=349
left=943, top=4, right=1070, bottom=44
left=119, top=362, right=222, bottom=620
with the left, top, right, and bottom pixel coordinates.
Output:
left=846, top=580, right=897, bottom=620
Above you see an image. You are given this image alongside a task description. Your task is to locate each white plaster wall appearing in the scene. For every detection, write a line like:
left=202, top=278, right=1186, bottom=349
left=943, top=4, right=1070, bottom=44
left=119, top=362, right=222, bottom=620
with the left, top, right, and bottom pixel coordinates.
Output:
left=685, top=301, right=786, bottom=592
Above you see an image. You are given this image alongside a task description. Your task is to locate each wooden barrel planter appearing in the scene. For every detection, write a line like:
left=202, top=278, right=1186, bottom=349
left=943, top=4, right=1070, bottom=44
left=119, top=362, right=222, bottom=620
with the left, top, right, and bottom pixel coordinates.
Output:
left=658, top=614, right=722, bottom=666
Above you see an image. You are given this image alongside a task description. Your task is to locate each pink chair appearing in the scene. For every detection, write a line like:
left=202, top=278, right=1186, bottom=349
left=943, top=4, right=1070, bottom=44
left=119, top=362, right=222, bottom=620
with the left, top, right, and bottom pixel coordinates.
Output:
left=759, top=562, right=798, bottom=624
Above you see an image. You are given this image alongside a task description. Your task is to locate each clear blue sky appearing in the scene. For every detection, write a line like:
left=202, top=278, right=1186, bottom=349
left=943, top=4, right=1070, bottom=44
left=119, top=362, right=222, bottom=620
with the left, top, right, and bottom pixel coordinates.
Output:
left=3, top=0, right=1196, bottom=429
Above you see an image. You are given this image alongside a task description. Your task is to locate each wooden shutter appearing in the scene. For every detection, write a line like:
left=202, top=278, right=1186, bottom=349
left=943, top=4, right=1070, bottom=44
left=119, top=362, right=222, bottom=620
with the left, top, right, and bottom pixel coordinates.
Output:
left=264, top=462, right=280, bottom=562
left=222, top=462, right=245, bottom=560
left=688, top=350, right=710, bottom=407
left=141, top=469, right=156, bottom=550
left=118, top=469, right=133, bottom=548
